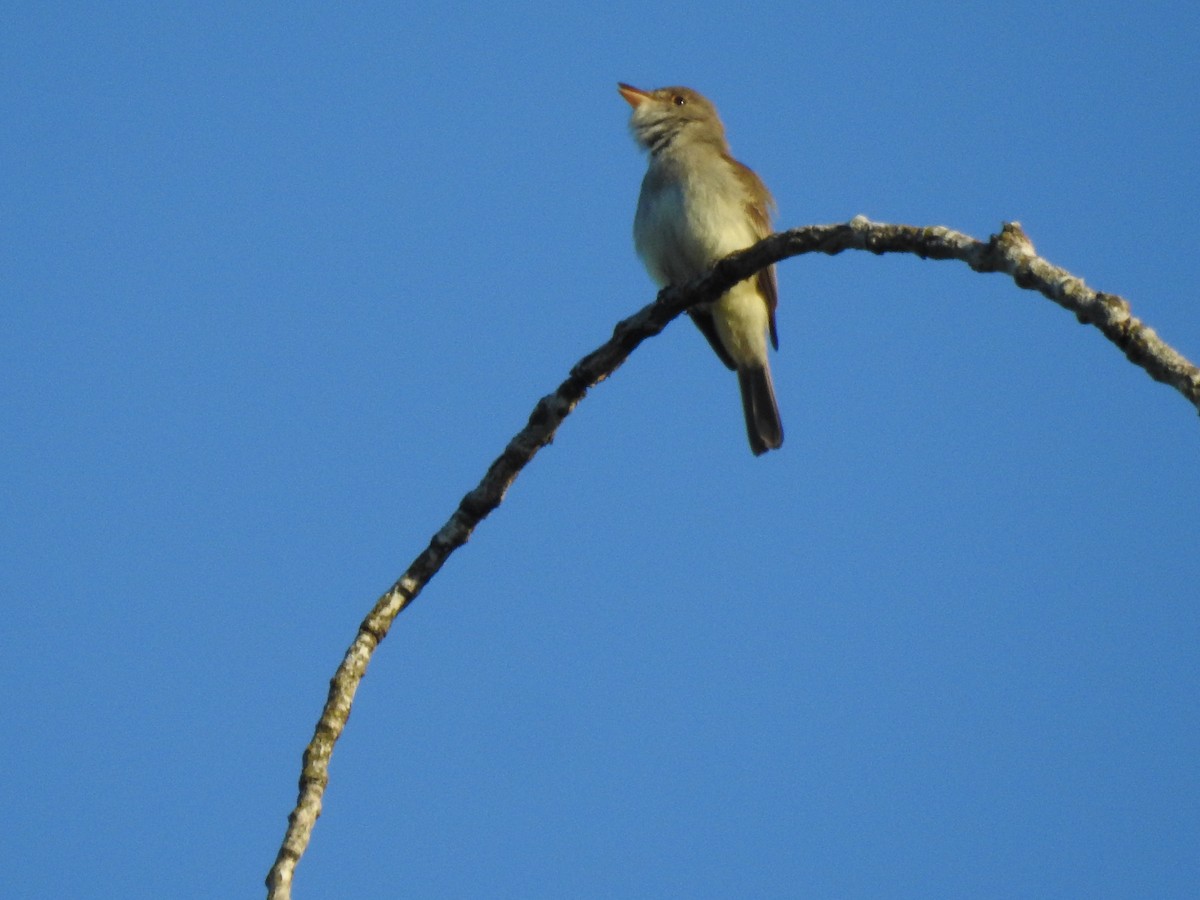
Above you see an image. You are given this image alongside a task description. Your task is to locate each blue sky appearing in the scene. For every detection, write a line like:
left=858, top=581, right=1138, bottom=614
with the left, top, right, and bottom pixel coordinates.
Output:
left=3, top=2, right=1199, bottom=897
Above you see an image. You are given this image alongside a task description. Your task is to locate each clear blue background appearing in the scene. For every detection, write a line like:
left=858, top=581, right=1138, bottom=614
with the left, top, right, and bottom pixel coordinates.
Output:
left=3, top=2, right=1198, bottom=897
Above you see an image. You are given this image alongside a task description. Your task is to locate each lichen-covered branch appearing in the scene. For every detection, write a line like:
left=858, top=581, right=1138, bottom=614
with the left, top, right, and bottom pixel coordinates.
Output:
left=736, top=217, right=1200, bottom=408
left=266, top=218, right=1199, bottom=898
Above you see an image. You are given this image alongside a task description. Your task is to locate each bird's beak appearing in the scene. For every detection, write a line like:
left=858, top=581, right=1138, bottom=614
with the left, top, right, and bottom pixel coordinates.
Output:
left=617, top=82, right=651, bottom=108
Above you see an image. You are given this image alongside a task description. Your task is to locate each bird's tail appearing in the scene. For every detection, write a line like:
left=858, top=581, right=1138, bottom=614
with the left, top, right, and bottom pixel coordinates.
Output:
left=737, top=364, right=784, bottom=456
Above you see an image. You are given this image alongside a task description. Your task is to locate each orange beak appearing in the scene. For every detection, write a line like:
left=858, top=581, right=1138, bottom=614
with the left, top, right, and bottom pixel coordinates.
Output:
left=617, top=82, right=651, bottom=108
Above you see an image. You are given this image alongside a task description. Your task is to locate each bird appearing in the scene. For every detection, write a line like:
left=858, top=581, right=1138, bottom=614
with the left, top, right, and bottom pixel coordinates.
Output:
left=618, top=82, right=782, bottom=456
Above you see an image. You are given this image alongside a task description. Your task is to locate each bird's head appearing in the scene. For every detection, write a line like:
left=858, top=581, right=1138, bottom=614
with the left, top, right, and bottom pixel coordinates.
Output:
left=617, top=83, right=727, bottom=155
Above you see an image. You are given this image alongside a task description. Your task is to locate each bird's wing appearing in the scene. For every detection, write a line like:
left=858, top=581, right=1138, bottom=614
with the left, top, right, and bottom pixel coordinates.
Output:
left=689, top=308, right=738, bottom=371
left=728, top=157, right=779, bottom=350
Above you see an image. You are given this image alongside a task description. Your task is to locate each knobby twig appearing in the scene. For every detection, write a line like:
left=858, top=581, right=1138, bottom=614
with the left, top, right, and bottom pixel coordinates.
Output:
left=266, top=217, right=1198, bottom=898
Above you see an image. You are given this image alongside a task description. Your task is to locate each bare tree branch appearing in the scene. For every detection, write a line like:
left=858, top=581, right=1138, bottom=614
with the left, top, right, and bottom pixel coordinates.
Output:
left=266, top=217, right=1198, bottom=898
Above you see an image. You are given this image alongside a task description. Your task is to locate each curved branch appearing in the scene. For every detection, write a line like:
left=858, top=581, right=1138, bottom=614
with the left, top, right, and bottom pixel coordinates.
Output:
left=737, top=217, right=1199, bottom=409
left=266, top=217, right=1199, bottom=898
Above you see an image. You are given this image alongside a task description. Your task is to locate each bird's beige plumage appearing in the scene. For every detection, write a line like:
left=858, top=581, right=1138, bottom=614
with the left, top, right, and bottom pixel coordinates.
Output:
left=619, top=83, right=782, bottom=455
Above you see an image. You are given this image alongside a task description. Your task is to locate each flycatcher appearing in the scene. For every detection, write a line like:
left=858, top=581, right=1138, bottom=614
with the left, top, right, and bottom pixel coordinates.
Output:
left=618, top=83, right=783, bottom=456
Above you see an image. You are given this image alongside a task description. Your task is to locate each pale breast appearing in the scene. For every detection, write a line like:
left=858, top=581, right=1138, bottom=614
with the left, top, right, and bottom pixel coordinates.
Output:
left=634, top=155, right=760, bottom=288
left=682, top=166, right=762, bottom=260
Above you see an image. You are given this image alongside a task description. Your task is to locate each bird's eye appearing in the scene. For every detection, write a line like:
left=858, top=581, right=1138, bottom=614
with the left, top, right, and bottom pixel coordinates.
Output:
left=672, top=94, right=686, bottom=106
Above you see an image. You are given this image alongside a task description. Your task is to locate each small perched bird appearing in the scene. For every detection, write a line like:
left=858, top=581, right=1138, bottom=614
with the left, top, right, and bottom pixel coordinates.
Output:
left=618, top=82, right=783, bottom=455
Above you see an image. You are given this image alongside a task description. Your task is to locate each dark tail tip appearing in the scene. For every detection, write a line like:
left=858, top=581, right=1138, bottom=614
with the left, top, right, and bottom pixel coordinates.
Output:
left=737, top=365, right=783, bottom=456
